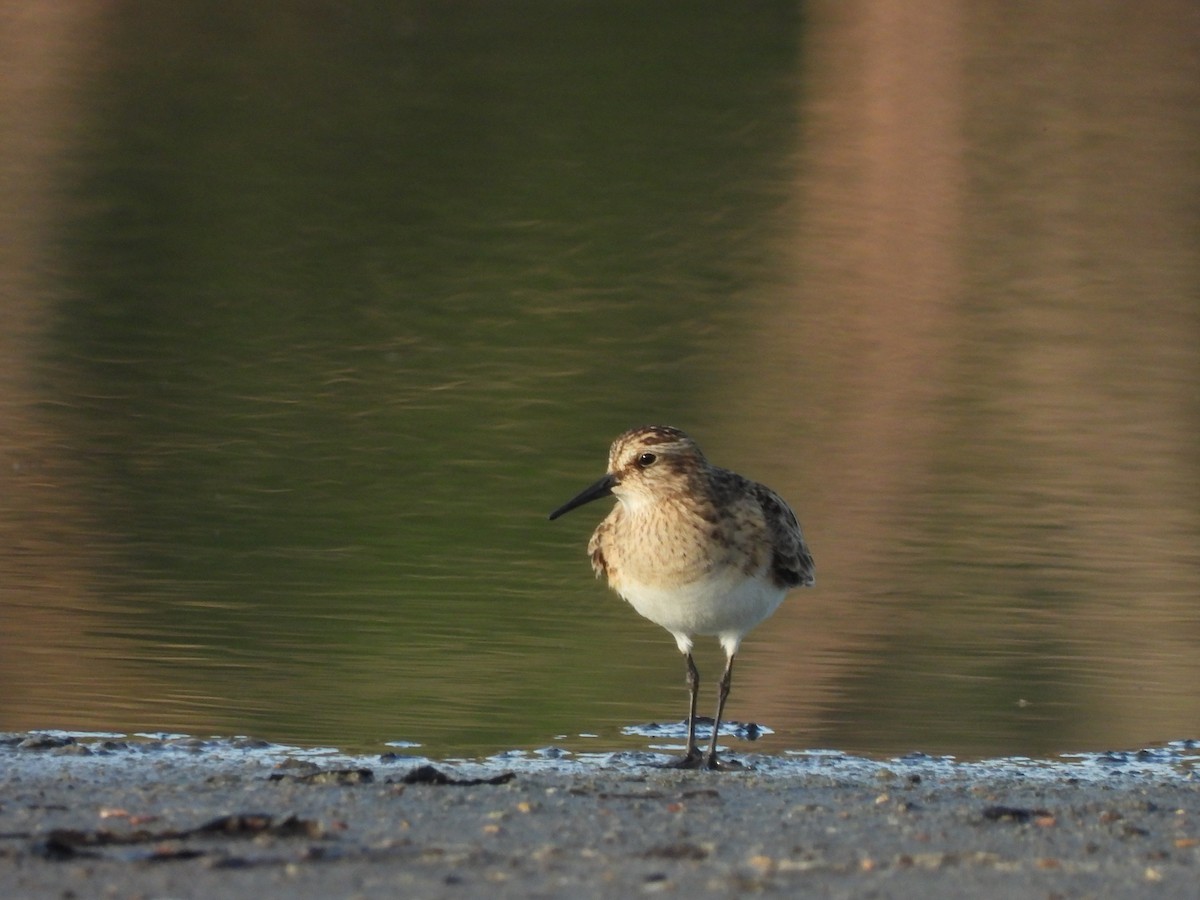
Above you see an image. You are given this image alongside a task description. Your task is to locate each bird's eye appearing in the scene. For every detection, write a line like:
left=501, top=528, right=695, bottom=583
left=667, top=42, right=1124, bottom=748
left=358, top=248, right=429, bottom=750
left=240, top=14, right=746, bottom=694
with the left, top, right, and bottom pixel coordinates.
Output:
left=636, top=452, right=657, bottom=468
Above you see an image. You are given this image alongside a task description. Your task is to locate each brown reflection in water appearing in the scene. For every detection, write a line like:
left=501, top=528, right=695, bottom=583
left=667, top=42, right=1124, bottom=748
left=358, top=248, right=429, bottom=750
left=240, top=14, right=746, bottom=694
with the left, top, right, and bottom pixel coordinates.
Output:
left=713, top=0, right=965, bottom=743
left=955, top=0, right=1200, bottom=741
left=0, top=3, right=132, bottom=730
left=723, top=0, right=1200, bottom=750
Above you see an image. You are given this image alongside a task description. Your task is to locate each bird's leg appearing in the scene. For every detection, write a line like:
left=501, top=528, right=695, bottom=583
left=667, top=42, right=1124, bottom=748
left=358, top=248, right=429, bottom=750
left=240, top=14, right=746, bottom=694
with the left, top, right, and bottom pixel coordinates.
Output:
left=704, top=654, right=735, bottom=770
left=684, top=652, right=701, bottom=762
left=664, top=652, right=703, bottom=768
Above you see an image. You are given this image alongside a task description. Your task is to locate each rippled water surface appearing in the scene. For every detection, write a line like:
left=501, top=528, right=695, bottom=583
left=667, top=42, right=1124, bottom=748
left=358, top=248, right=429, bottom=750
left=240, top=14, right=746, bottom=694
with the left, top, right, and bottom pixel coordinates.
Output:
left=2, top=2, right=1198, bottom=761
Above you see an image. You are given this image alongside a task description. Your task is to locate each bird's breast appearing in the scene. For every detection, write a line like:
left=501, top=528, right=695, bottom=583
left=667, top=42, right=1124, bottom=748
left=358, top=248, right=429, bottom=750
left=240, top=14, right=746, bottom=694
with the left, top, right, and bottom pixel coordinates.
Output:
left=590, top=503, right=771, bottom=594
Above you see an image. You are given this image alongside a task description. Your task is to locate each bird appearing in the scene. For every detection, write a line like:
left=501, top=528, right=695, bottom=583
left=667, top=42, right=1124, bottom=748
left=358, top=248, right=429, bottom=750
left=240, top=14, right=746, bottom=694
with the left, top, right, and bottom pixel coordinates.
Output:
left=548, top=425, right=814, bottom=769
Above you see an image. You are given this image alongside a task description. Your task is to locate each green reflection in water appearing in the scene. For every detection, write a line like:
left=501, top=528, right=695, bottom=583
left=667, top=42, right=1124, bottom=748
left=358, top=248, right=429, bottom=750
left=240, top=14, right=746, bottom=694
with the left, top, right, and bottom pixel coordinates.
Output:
left=44, top=2, right=803, bottom=755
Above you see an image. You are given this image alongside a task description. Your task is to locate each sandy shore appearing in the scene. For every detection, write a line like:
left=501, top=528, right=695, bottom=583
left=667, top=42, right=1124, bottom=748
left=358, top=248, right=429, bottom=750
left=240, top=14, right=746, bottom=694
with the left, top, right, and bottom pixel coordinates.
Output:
left=2, top=734, right=1197, bottom=898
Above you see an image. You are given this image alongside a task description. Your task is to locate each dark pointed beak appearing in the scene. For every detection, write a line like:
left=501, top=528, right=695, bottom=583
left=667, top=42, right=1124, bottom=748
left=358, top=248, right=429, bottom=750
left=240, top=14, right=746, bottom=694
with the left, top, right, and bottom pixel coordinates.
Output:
left=548, top=473, right=617, bottom=521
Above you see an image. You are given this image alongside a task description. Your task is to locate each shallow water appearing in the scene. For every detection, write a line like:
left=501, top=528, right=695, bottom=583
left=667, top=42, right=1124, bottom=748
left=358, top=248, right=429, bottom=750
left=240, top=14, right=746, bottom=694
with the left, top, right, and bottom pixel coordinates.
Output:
left=5, top=732, right=1199, bottom=788
left=2, top=2, right=1198, bottom=762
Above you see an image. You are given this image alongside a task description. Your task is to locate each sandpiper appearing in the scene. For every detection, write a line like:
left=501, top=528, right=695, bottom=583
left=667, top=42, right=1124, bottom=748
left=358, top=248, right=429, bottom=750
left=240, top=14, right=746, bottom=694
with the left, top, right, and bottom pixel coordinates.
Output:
left=549, top=425, right=814, bottom=769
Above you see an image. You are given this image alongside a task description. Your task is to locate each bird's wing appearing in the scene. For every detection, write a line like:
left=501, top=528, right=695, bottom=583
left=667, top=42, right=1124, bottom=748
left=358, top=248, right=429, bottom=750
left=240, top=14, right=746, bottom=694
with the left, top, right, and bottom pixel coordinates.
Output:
left=754, top=482, right=815, bottom=589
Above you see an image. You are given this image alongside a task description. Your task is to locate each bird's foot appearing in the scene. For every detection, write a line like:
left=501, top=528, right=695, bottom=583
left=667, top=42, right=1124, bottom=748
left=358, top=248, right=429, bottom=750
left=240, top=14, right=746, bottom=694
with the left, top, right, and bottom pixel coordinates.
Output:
left=660, top=748, right=705, bottom=769
left=703, top=753, right=744, bottom=771
left=659, top=750, right=746, bottom=771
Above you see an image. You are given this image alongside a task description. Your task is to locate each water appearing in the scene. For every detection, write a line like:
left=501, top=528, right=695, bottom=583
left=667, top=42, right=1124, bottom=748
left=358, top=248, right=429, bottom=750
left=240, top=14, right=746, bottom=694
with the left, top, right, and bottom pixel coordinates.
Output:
left=2, top=1, right=1197, bottom=762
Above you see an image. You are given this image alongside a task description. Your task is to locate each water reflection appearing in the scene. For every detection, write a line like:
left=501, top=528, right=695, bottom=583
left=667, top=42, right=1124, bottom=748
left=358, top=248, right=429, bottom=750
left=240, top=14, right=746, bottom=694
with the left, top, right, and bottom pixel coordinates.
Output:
left=0, top=1, right=1197, bottom=760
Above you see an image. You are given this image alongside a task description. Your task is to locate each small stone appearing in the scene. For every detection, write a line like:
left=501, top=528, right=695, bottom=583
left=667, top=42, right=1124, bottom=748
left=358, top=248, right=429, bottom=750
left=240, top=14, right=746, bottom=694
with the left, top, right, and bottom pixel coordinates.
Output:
left=18, top=734, right=75, bottom=750
left=747, top=854, right=774, bottom=875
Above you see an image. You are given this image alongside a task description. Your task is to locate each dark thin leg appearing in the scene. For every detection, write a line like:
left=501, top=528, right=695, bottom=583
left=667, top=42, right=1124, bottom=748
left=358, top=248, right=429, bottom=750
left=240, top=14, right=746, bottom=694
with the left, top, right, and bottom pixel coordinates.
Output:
left=704, top=654, right=735, bottom=769
left=684, top=652, right=700, bottom=760
left=663, top=653, right=703, bottom=768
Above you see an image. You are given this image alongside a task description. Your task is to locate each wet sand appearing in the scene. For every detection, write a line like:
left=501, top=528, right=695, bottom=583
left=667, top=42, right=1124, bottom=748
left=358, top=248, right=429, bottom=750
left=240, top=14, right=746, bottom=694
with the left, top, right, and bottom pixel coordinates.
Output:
left=2, top=734, right=1197, bottom=898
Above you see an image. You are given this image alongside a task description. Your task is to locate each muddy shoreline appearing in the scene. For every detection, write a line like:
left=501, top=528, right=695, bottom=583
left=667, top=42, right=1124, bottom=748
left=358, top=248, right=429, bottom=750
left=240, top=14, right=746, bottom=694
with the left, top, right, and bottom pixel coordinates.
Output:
left=2, top=734, right=1197, bottom=898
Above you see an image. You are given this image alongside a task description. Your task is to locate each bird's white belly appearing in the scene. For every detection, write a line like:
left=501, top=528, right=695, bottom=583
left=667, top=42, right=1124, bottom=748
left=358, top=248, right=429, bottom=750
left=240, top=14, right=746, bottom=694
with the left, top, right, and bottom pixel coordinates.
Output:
left=617, top=568, right=787, bottom=654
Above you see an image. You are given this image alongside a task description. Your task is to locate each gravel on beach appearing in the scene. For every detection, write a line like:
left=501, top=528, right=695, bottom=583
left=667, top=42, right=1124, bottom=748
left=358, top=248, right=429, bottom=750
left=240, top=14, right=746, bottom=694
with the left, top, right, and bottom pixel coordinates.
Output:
left=2, top=734, right=1198, bottom=898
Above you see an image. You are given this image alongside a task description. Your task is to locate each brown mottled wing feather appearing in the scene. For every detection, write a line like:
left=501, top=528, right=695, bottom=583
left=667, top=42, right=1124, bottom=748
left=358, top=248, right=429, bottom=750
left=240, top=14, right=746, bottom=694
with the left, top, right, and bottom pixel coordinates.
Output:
left=753, top=482, right=815, bottom=589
